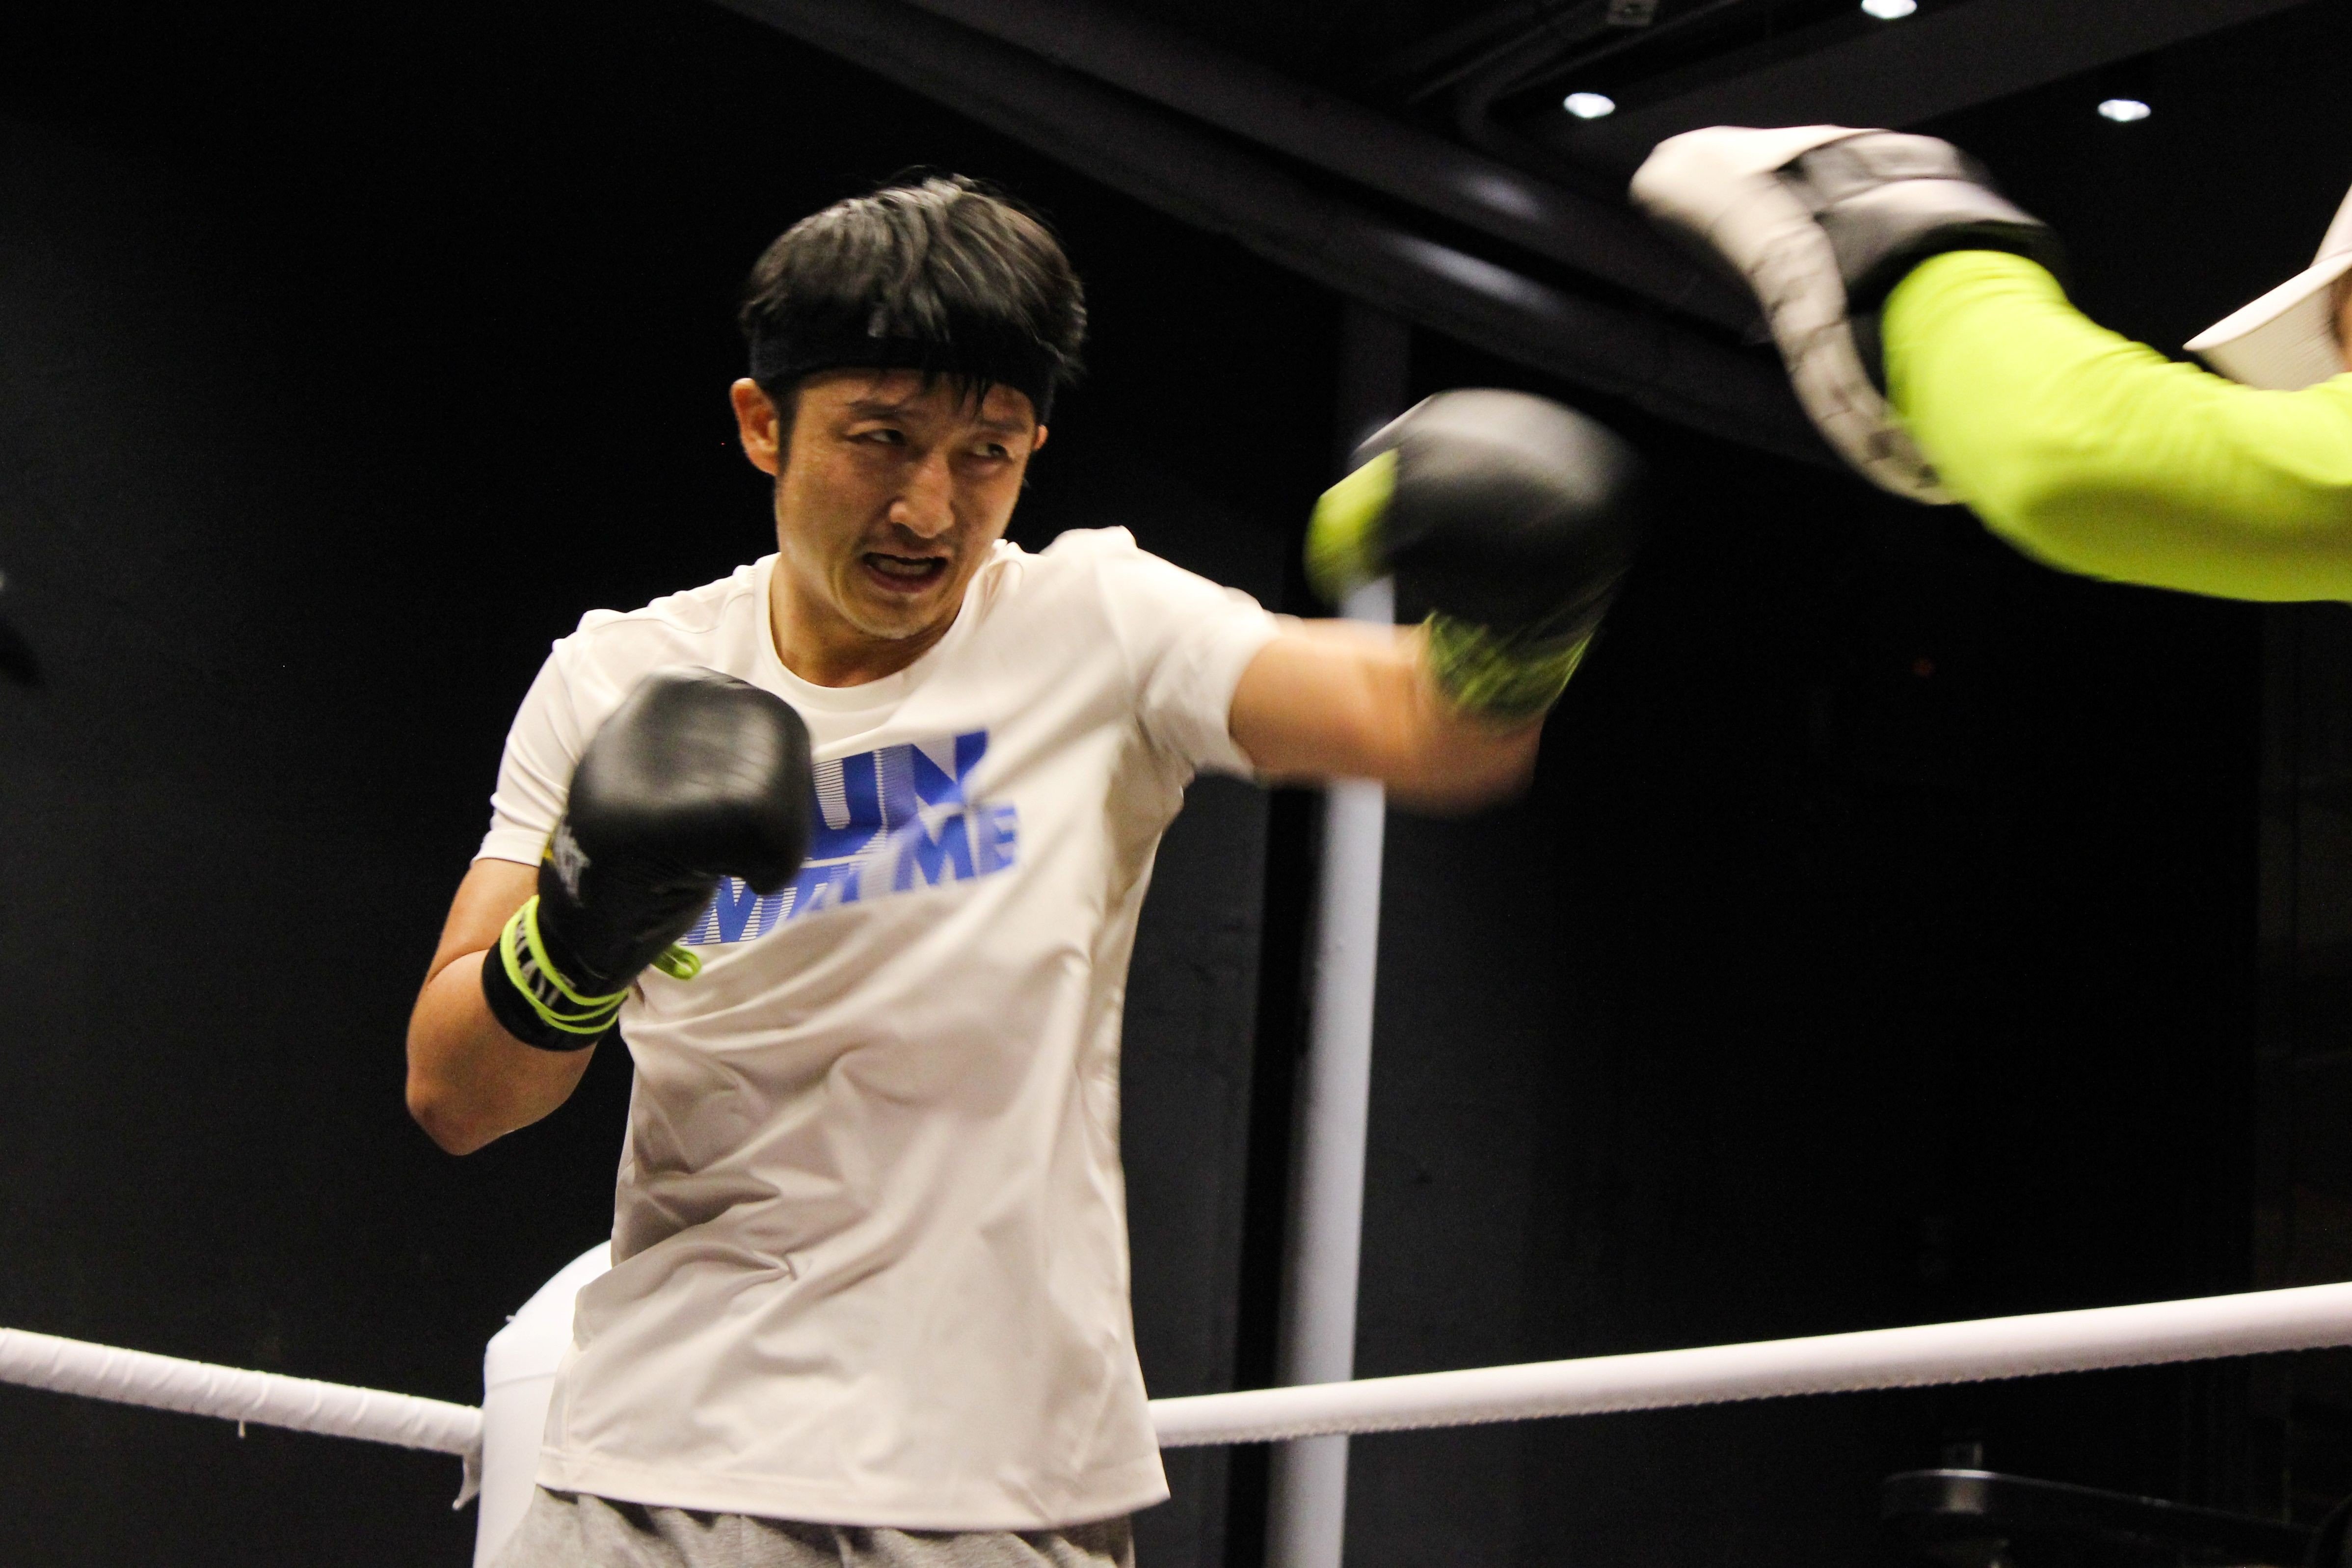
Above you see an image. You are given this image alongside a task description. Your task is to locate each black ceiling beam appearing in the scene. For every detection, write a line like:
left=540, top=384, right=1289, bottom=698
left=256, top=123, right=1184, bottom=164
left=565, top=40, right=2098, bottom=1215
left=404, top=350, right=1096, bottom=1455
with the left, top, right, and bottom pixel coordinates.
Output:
left=1540, top=0, right=2317, bottom=175
left=894, top=0, right=1752, bottom=332
left=710, top=0, right=1825, bottom=464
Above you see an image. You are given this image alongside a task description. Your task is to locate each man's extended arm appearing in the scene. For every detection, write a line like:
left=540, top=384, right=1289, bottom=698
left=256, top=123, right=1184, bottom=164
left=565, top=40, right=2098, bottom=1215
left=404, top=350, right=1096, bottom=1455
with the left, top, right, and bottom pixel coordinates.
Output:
left=1228, top=621, right=1540, bottom=810
left=1229, top=388, right=1642, bottom=807
left=1886, top=251, right=2352, bottom=601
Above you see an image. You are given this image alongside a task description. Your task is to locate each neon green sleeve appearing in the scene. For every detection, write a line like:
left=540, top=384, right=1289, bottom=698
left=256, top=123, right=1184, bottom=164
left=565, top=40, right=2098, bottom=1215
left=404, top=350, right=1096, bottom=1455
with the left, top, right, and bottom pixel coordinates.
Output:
left=1882, top=250, right=2352, bottom=601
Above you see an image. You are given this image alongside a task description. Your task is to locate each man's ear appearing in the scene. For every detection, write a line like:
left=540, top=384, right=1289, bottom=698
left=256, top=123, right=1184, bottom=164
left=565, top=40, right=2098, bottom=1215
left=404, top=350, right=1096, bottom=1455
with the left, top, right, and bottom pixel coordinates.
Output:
left=731, top=379, right=783, bottom=477
left=1033, top=424, right=1049, bottom=453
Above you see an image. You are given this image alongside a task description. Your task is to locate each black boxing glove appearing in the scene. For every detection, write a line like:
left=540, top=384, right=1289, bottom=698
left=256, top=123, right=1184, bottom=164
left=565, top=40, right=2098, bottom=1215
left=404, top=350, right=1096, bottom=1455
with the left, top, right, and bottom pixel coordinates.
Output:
left=481, top=666, right=814, bottom=1051
left=1308, top=389, right=1646, bottom=721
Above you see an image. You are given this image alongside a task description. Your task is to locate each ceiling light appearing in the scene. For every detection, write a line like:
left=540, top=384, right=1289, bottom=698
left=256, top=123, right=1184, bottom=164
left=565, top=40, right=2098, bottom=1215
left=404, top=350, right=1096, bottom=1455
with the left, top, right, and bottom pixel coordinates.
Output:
left=1860, top=0, right=1917, bottom=18
left=1563, top=91, right=1617, bottom=119
left=2097, top=97, right=2151, bottom=122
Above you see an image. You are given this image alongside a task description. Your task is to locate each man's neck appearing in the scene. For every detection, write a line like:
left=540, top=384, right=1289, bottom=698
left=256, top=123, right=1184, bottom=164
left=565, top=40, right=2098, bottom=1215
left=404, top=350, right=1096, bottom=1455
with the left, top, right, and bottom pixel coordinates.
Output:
left=767, top=574, right=959, bottom=689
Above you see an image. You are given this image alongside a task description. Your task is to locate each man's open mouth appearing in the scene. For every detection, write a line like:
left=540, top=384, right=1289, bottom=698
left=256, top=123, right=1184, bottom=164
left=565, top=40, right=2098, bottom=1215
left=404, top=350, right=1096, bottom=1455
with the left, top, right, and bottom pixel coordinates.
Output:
left=862, top=552, right=949, bottom=591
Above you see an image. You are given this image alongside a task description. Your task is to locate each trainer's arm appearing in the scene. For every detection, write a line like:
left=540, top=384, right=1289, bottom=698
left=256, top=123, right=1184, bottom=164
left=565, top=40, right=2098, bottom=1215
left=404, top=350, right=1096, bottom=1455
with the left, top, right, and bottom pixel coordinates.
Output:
left=1886, top=251, right=2352, bottom=599
left=1228, top=620, right=1541, bottom=810
left=405, top=857, right=594, bottom=1156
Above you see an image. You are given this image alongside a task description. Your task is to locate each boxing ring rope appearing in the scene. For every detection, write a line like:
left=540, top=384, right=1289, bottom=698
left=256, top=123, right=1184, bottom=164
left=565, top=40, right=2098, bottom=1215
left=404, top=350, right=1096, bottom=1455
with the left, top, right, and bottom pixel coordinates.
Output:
left=13, top=1280, right=2352, bottom=1467
left=0, top=1325, right=483, bottom=1456
left=1149, top=1280, right=2352, bottom=1447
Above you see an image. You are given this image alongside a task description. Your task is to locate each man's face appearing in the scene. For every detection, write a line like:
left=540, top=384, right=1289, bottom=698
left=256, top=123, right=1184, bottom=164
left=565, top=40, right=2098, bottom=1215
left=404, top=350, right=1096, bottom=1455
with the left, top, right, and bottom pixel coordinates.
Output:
left=733, top=368, right=1043, bottom=652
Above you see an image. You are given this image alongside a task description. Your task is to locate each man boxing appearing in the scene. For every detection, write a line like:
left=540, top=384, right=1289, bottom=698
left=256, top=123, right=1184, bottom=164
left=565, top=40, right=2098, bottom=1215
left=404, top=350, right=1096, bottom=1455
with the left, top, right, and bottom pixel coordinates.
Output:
left=1631, top=127, right=2352, bottom=600
left=404, top=175, right=1643, bottom=1567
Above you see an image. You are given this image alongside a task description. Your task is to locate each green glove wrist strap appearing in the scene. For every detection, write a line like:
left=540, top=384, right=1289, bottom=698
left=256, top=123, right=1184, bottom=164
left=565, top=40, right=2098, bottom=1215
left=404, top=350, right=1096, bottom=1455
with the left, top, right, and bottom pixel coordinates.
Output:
left=1425, top=615, right=1593, bottom=724
left=483, top=895, right=704, bottom=1051
left=496, top=896, right=631, bottom=1043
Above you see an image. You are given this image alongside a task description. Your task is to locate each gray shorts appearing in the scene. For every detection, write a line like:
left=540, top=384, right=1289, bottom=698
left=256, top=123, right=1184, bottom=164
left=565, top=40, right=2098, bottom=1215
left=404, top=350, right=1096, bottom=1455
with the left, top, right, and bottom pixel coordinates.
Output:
left=493, top=1488, right=1136, bottom=1568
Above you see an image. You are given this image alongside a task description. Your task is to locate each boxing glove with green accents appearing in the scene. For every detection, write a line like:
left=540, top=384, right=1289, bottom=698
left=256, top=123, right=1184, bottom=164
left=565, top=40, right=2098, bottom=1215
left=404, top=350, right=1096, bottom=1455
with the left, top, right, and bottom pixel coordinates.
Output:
left=482, top=666, right=814, bottom=1051
left=1309, top=389, right=1646, bottom=722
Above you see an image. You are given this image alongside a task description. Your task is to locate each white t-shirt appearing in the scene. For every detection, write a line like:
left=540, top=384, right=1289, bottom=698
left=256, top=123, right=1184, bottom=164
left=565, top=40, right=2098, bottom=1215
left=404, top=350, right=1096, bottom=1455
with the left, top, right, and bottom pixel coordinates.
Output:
left=477, top=528, right=1283, bottom=1530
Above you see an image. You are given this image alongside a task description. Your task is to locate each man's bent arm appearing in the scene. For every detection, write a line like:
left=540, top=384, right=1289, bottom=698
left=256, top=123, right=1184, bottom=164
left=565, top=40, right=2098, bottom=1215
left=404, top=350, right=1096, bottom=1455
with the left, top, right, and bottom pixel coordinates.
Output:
left=406, top=857, right=596, bottom=1156
left=1886, top=251, right=2352, bottom=600
left=1229, top=621, right=1541, bottom=811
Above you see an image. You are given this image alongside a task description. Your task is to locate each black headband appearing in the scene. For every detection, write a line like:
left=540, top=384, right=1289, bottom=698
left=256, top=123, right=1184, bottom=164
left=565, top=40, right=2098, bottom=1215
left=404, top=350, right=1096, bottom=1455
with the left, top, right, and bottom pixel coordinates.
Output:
left=748, top=317, right=1058, bottom=423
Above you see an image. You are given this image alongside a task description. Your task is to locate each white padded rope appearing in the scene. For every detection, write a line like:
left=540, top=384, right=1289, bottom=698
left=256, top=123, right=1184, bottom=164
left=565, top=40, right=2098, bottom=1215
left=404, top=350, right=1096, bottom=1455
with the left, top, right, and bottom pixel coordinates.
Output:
left=0, top=1326, right=482, bottom=1457
left=1149, top=1280, right=2352, bottom=1447
left=13, top=1281, right=2352, bottom=1462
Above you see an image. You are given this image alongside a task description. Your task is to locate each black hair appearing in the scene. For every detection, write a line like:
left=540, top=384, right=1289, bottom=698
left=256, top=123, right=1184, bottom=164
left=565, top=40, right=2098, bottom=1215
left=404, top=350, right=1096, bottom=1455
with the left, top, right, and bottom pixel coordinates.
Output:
left=737, top=174, right=1086, bottom=424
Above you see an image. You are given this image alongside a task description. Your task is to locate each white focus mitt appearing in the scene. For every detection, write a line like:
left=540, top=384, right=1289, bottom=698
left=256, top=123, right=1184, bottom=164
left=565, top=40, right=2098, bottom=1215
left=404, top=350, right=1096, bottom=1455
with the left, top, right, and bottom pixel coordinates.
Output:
left=1630, top=125, right=2061, bottom=504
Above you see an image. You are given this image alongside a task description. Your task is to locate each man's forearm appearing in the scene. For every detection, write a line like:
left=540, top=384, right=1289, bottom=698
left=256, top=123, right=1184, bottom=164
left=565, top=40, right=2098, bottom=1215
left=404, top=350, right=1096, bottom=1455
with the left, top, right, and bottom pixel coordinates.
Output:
left=406, top=950, right=595, bottom=1154
left=1230, top=624, right=1540, bottom=809
left=1382, top=631, right=1543, bottom=808
left=1885, top=251, right=2352, bottom=600
left=406, top=858, right=595, bottom=1155
left=1390, top=702, right=1541, bottom=811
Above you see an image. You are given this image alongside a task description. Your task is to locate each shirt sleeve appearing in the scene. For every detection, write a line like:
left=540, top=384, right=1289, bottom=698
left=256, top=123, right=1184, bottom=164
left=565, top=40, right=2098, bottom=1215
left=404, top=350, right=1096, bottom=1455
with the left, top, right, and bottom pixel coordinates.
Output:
left=1091, top=535, right=1286, bottom=776
left=1885, top=250, right=2352, bottom=602
left=478, top=647, right=587, bottom=865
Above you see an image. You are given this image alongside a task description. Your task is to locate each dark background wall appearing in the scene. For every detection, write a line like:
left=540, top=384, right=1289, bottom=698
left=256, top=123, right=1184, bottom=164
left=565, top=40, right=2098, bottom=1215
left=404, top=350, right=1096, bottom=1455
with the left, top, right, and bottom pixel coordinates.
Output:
left=0, top=5, right=1322, bottom=1561
left=1337, top=10, right=2352, bottom=1564
left=0, top=2, right=2337, bottom=1566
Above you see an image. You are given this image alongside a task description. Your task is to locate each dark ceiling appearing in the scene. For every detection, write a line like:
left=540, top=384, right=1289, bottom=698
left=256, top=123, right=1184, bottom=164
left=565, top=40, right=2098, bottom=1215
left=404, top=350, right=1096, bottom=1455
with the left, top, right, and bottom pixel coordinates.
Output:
left=989, top=0, right=2315, bottom=179
left=716, top=0, right=2352, bottom=462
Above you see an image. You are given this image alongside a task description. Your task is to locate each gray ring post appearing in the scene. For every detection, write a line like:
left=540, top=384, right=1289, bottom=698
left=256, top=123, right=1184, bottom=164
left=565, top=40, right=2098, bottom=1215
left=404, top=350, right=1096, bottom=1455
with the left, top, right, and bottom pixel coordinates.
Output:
left=1266, top=304, right=1408, bottom=1568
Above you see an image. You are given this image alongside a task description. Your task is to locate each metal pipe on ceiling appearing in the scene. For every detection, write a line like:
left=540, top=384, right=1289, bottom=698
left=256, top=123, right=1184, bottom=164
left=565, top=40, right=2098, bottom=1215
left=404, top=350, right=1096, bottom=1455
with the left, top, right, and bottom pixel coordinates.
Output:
left=1365, top=1, right=1591, bottom=102
left=709, top=0, right=1822, bottom=464
left=1447, top=0, right=1752, bottom=178
left=891, top=0, right=1754, bottom=334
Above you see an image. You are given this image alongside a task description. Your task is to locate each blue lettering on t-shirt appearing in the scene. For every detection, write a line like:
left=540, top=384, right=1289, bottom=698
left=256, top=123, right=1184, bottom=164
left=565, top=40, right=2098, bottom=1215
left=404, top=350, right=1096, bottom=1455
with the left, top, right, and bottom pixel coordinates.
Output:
left=677, top=729, right=1016, bottom=946
left=894, top=812, right=975, bottom=891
